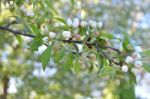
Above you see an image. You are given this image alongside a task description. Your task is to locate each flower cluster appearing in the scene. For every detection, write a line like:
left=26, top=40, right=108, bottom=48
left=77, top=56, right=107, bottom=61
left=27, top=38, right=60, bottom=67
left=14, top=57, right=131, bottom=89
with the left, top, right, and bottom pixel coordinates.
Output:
left=41, top=18, right=103, bottom=45
left=122, top=46, right=143, bottom=72
left=66, top=18, right=103, bottom=29
left=20, top=5, right=34, bottom=17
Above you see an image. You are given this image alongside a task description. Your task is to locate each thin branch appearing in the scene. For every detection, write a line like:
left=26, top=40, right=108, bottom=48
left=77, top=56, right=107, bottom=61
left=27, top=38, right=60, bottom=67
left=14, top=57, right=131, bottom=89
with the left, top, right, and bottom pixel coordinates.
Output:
left=5, top=21, right=17, bottom=27
left=0, top=26, right=36, bottom=38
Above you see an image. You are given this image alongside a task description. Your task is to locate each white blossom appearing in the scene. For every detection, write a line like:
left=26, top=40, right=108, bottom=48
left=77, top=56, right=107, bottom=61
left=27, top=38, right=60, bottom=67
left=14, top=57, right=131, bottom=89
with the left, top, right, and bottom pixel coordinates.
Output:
left=20, top=5, right=26, bottom=12
left=72, top=18, right=80, bottom=28
left=66, top=18, right=72, bottom=26
left=42, top=37, right=49, bottom=44
left=26, top=10, right=34, bottom=17
left=132, top=52, right=141, bottom=60
left=134, top=60, right=142, bottom=68
left=125, top=56, right=133, bottom=63
left=80, top=21, right=88, bottom=27
left=54, top=22, right=61, bottom=27
left=121, top=65, right=128, bottom=72
left=48, top=32, right=56, bottom=38
left=135, top=46, right=143, bottom=52
left=89, top=20, right=97, bottom=28
left=76, top=44, right=83, bottom=53
left=97, top=21, right=103, bottom=28
left=62, top=31, right=71, bottom=39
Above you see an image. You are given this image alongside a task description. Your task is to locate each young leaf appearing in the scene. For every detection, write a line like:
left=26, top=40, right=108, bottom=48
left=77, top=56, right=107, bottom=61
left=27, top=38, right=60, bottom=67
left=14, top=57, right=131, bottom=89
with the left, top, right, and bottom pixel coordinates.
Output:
left=54, top=17, right=66, bottom=25
left=143, top=63, right=150, bottom=73
left=63, top=54, right=73, bottom=71
left=73, top=59, right=81, bottom=73
left=29, top=36, right=43, bottom=51
left=16, top=35, right=22, bottom=46
left=40, top=45, right=53, bottom=70
left=141, top=49, right=150, bottom=56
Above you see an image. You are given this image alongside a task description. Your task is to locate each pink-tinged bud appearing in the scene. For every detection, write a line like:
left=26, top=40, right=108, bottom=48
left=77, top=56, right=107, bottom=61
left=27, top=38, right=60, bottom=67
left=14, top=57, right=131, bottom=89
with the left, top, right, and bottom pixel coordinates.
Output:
left=74, top=34, right=81, bottom=41
left=94, top=32, right=100, bottom=36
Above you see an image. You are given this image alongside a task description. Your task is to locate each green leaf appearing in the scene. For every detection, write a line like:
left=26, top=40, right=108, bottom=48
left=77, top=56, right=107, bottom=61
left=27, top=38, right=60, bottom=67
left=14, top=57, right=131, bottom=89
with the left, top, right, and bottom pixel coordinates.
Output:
left=29, top=36, right=43, bottom=51
left=73, top=60, right=81, bottom=73
left=40, top=45, right=53, bottom=70
left=71, top=0, right=75, bottom=5
left=16, top=35, right=22, bottom=46
left=122, top=32, right=130, bottom=51
left=54, top=17, right=66, bottom=25
left=54, top=48, right=65, bottom=62
left=143, top=63, right=150, bottom=72
left=29, top=24, right=40, bottom=35
left=63, top=54, right=73, bottom=71
left=142, top=49, right=150, bottom=56
left=100, top=32, right=114, bottom=39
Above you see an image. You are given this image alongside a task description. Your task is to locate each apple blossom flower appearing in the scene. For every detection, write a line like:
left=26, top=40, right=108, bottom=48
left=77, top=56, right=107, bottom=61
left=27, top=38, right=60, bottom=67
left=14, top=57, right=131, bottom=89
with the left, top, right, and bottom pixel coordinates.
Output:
left=66, top=18, right=72, bottom=26
left=97, top=21, right=103, bottom=28
left=134, top=60, right=142, bottom=68
left=48, top=32, right=56, bottom=38
left=89, top=20, right=97, bottom=28
left=125, top=56, right=133, bottom=63
left=132, top=52, right=141, bottom=60
left=80, top=21, right=88, bottom=27
left=72, top=18, right=80, bottom=28
left=62, top=31, right=71, bottom=39
left=42, top=37, right=49, bottom=44
left=121, top=65, right=128, bottom=72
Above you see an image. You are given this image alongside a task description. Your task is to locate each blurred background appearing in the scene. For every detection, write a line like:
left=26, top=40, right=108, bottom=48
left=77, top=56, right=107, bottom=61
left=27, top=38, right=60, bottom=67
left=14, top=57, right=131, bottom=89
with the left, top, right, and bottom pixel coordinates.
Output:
left=0, top=0, right=150, bottom=99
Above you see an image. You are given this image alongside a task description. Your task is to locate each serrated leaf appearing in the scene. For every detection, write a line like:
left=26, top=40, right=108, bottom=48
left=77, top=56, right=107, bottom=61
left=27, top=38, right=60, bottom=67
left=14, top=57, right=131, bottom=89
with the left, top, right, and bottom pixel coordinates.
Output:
left=40, top=45, right=53, bottom=70
left=143, top=63, right=150, bottom=72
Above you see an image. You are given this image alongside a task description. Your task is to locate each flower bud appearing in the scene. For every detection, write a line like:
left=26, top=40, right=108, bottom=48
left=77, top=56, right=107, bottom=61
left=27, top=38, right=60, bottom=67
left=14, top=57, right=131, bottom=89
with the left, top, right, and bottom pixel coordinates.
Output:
left=54, top=22, right=61, bottom=27
left=134, top=60, right=142, bottom=68
left=74, top=34, right=81, bottom=41
left=121, top=65, right=128, bottom=72
left=97, top=21, right=103, bottom=28
left=41, top=25, right=49, bottom=35
left=125, top=56, right=133, bottom=63
left=89, top=20, right=96, bottom=28
left=48, top=32, right=56, bottom=38
left=80, top=21, right=88, bottom=27
left=42, top=37, right=49, bottom=44
left=66, top=18, right=72, bottom=26
left=62, top=31, right=71, bottom=39
left=72, top=18, right=80, bottom=28
left=26, top=10, right=34, bottom=17
left=132, top=52, right=141, bottom=60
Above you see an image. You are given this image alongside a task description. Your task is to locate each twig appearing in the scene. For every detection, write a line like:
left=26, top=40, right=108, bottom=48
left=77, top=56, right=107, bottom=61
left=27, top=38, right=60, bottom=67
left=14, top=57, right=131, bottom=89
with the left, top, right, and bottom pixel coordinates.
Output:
left=0, top=26, right=35, bottom=38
